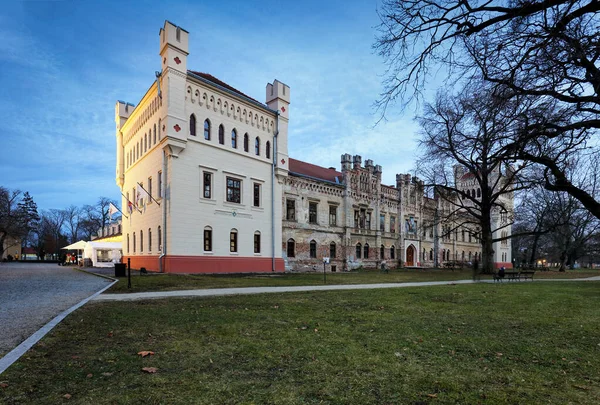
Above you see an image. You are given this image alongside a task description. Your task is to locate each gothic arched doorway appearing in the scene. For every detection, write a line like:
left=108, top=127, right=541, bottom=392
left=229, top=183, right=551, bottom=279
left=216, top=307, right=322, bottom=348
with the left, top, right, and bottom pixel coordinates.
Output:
left=406, top=244, right=416, bottom=267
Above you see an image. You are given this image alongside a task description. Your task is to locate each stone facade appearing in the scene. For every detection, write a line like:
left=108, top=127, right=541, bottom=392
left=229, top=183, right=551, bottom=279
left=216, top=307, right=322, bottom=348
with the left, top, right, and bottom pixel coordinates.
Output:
left=282, top=156, right=513, bottom=272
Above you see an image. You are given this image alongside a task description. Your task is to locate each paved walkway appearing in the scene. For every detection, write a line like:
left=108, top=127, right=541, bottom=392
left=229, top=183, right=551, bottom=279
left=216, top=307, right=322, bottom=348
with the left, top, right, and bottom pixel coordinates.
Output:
left=0, top=263, right=112, bottom=356
left=94, top=276, right=600, bottom=302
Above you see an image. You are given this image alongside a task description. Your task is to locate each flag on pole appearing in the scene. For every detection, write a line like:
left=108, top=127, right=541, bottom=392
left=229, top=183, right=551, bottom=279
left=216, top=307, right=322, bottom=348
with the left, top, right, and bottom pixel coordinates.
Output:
left=108, top=202, right=119, bottom=220
left=136, top=183, right=149, bottom=208
left=127, top=201, right=134, bottom=214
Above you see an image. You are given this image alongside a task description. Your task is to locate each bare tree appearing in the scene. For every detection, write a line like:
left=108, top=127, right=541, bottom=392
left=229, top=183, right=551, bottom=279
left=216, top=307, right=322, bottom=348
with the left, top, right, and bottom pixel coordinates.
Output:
left=375, top=0, right=600, bottom=218
left=417, top=83, right=533, bottom=273
left=64, top=205, right=82, bottom=243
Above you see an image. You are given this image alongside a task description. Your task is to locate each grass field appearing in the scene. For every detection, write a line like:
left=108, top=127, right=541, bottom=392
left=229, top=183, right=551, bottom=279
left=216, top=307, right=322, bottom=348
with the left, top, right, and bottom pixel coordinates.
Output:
left=106, top=268, right=600, bottom=294
left=1, top=282, right=600, bottom=404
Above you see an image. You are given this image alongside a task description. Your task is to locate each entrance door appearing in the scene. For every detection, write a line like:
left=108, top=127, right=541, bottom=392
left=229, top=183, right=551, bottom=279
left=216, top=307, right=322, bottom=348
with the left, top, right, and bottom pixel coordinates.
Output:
left=406, top=245, right=415, bottom=266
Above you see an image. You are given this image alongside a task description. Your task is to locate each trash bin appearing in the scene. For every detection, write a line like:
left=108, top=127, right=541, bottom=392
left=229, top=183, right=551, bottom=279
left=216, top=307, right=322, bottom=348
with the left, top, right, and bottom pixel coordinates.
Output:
left=114, top=263, right=126, bottom=277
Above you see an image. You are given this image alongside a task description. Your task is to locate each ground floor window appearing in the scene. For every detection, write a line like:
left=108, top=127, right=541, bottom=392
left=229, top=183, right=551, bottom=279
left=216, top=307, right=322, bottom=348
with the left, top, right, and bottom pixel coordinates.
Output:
left=230, top=230, right=238, bottom=252
left=309, top=240, right=317, bottom=258
left=287, top=239, right=295, bottom=257
left=356, top=243, right=362, bottom=259
left=254, top=232, right=261, bottom=254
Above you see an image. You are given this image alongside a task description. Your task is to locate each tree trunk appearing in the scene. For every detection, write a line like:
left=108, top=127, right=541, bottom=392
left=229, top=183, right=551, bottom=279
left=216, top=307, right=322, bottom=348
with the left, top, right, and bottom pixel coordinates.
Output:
left=529, top=231, right=541, bottom=267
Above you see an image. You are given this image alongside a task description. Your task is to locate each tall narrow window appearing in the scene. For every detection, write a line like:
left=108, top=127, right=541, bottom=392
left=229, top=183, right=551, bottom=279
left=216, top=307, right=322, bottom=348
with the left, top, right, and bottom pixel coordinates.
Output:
left=230, top=230, right=238, bottom=252
left=380, top=214, right=385, bottom=232
left=366, top=212, right=371, bottom=229
left=380, top=245, right=385, bottom=259
left=253, top=183, right=260, bottom=207
left=309, top=240, right=317, bottom=258
left=391, top=245, right=395, bottom=259
left=255, top=137, right=260, bottom=155
left=218, top=124, right=225, bottom=144
left=226, top=177, right=241, bottom=203
left=356, top=243, right=362, bottom=259
left=390, top=216, right=396, bottom=233
left=254, top=232, right=261, bottom=254
left=329, top=205, right=337, bottom=226
left=287, top=239, right=295, bottom=257
left=203, top=172, right=212, bottom=199
left=231, top=129, right=237, bottom=148
left=204, top=227, right=212, bottom=251
left=309, top=202, right=318, bottom=224
left=204, top=119, right=211, bottom=140
left=158, top=118, right=161, bottom=140
left=244, top=133, right=249, bottom=152
left=158, top=226, right=162, bottom=251
left=266, top=141, right=271, bottom=159
left=127, top=234, right=130, bottom=254
left=140, top=230, right=144, bottom=253
left=148, top=228, right=152, bottom=252
left=330, top=242, right=336, bottom=258
left=364, top=243, right=369, bottom=259
left=158, top=171, right=162, bottom=198
left=190, top=114, right=197, bottom=136
left=148, top=177, right=153, bottom=203
left=286, top=199, right=295, bottom=220
left=144, top=134, right=147, bottom=152
left=153, top=124, right=157, bottom=144
left=133, top=232, right=136, bottom=253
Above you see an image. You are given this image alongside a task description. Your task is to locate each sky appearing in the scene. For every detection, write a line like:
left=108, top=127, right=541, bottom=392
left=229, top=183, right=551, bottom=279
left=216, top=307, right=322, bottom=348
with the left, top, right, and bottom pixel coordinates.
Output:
left=1, top=0, right=428, bottom=212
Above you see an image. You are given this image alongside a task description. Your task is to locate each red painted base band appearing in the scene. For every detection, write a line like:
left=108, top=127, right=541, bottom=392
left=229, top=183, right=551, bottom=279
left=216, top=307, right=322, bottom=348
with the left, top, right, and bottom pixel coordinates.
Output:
left=494, top=262, right=513, bottom=269
left=122, top=255, right=285, bottom=274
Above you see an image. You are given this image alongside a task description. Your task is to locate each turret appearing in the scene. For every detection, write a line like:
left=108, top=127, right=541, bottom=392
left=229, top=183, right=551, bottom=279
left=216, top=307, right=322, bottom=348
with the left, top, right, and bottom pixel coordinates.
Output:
left=115, top=100, right=135, bottom=188
left=353, top=155, right=362, bottom=169
left=266, top=80, right=291, bottom=176
left=341, top=153, right=352, bottom=171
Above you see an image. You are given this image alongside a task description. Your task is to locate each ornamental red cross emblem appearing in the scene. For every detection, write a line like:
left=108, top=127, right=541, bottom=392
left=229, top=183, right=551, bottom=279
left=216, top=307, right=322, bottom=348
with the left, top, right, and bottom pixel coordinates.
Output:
left=174, top=124, right=181, bottom=132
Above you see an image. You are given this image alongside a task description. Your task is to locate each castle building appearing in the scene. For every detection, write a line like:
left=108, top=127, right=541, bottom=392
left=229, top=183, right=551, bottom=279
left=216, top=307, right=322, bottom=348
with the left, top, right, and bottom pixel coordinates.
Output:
left=115, top=21, right=511, bottom=273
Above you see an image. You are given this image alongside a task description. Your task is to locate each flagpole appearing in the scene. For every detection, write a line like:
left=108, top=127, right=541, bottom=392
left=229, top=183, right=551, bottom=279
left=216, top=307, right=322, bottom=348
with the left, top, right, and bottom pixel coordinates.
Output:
left=111, top=201, right=129, bottom=219
left=137, top=182, right=161, bottom=206
left=121, top=192, right=140, bottom=214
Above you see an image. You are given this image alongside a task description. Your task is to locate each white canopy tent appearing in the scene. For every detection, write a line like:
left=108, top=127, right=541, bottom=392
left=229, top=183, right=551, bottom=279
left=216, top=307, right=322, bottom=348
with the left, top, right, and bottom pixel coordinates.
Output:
left=83, top=242, right=122, bottom=268
left=62, top=240, right=88, bottom=250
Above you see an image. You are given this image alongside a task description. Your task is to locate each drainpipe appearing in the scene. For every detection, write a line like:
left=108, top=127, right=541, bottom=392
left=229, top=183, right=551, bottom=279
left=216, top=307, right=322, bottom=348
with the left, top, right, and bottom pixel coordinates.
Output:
left=158, top=149, right=168, bottom=273
left=272, top=111, right=280, bottom=272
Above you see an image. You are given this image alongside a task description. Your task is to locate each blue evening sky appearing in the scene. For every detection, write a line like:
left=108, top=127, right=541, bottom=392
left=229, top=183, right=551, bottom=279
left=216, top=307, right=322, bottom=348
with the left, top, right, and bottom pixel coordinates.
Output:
left=1, top=0, right=432, bottom=211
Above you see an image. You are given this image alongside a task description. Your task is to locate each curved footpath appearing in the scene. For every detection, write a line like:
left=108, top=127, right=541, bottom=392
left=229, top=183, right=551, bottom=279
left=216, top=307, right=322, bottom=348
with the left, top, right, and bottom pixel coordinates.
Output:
left=94, top=275, right=600, bottom=302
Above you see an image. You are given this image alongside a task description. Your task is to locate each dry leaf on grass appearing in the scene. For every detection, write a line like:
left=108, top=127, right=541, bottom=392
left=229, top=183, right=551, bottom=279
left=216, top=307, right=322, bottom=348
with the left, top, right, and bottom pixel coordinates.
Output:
left=137, top=351, right=155, bottom=357
left=426, top=393, right=438, bottom=398
left=63, top=394, right=72, bottom=399
left=142, top=367, right=158, bottom=373
left=0, top=382, right=8, bottom=388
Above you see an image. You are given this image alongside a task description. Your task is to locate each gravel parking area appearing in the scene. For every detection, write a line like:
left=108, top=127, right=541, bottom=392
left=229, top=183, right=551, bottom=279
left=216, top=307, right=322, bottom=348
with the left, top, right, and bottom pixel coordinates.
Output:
left=0, top=262, right=111, bottom=357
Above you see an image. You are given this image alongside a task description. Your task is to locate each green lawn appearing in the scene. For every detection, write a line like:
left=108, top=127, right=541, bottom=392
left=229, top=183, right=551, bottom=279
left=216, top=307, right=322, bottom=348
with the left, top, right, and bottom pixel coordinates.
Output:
left=2, top=282, right=600, bottom=404
left=106, top=268, right=600, bottom=294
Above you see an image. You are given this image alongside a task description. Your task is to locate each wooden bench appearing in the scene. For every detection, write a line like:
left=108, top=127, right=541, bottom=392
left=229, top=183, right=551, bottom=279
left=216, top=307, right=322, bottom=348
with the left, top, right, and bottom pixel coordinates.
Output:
left=519, top=271, right=535, bottom=281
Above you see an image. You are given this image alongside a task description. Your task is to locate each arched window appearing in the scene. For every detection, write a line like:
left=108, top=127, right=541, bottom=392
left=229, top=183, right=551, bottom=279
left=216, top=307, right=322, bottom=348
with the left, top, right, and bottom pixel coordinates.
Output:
left=380, top=244, right=385, bottom=259
left=330, top=242, right=336, bottom=258
left=254, top=231, right=261, bottom=254
left=231, top=129, right=237, bottom=148
left=158, top=118, right=161, bottom=140
left=148, top=228, right=152, bottom=252
left=244, top=133, right=249, bottom=152
left=230, top=229, right=238, bottom=252
left=266, top=141, right=271, bottom=159
left=477, top=188, right=481, bottom=198
left=391, top=245, right=395, bottom=259
left=469, top=251, right=472, bottom=261
left=364, top=243, right=369, bottom=259
left=255, top=137, right=260, bottom=155
left=158, top=226, right=162, bottom=252
left=133, top=232, right=136, bottom=253
left=127, top=234, right=130, bottom=254
left=429, top=249, right=433, bottom=260
left=204, top=119, right=211, bottom=140
left=190, top=114, right=197, bottom=136
left=144, top=134, right=147, bottom=152
left=356, top=243, right=362, bottom=259
left=204, top=226, right=212, bottom=252
left=462, top=251, right=465, bottom=260
left=466, top=189, right=470, bottom=197
left=441, top=249, right=445, bottom=261
left=153, top=124, right=157, bottom=144
left=140, top=230, right=144, bottom=253
left=287, top=238, right=295, bottom=258
left=472, top=189, right=476, bottom=198
left=422, top=249, right=426, bottom=261
left=309, top=240, right=317, bottom=258
left=218, top=124, right=224, bottom=144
